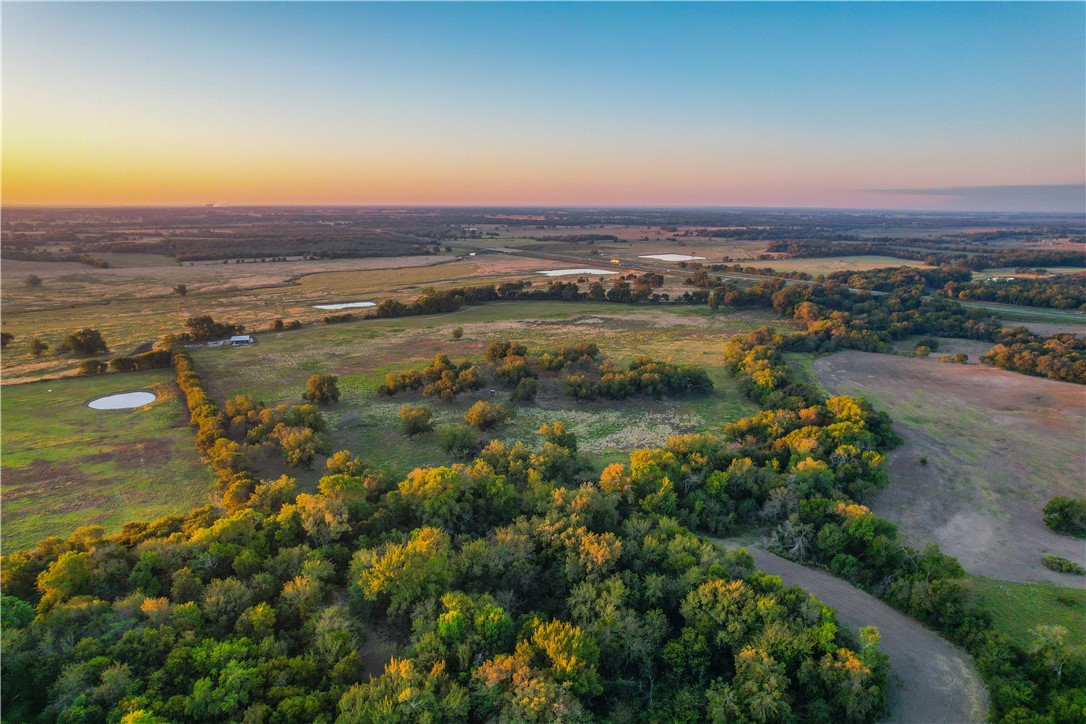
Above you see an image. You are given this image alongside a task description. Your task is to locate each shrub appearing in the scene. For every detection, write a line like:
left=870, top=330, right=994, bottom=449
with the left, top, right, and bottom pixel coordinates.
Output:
left=451, top=327, right=464, bottom=340
left=24, top=274, right=42, bottom=287
left=1042, top=555, right=1085, bottom=575
left=463, top=400, right=512, bottom=431
left=511, top=377, right=538, bottom=402
left=323, top=313, right=354, bottom=324
left=77, top=359, right=107, bottom=375
left=438, top=424, right=478, bottom=459
left=0, top=332, right=12, bottom=348
left=108, top=356, right=137, bottom=372
left=1043, top=496, right=1086, bottom=538
left=64, top=328, right=109, bottom=356
left=399, top=405, right=434, bottom=437
left=29, top=338, right=48, bottom=357
left=303, top=374, right=340, bottom=404
left=184, top=315, right=242, bottom=342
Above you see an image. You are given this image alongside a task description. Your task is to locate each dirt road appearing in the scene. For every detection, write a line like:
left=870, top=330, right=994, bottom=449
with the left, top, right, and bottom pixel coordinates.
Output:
left=719, top=543, right=989, bottom=723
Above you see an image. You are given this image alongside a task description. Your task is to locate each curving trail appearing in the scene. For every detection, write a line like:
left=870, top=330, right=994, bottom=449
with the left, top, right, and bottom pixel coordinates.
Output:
left=715, top=542, right=989, bottom=723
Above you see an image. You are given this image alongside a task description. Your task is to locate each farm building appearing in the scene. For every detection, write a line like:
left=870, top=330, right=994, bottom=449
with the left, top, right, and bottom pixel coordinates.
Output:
left=229, top=335, right=255, bottom=346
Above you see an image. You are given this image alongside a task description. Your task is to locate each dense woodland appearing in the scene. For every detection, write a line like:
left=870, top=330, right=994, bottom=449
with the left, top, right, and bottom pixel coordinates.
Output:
left=941, top=276, right=1086, bottom=310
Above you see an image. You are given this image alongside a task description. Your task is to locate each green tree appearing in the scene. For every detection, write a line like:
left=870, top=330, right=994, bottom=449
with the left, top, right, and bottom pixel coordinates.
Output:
left=64, top=328, right=109, bottom=356
left=438, top=424, right=478, bottom=460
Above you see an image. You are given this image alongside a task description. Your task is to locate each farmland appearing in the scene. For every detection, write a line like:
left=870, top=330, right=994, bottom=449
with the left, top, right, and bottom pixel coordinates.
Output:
left=2, top=206, right=1084, bottom=724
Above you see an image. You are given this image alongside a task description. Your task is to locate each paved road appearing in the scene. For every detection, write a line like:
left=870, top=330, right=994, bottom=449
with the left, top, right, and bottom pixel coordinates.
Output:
left=714, top=542, right=989, bottom=724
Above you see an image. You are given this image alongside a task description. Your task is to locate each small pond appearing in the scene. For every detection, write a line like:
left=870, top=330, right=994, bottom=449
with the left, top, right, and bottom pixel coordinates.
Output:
left=313, top=301, right=377, bottom=310
left=88, top=391, right=157, bottom=410
left=638, top=254, right=706, bottom=261
left=537, top=268, right=617, bottom=277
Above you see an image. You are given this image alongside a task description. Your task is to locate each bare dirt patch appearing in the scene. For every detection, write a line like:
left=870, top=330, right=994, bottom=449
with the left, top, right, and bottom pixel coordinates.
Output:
left=813, top=352, right=1085, bottom=585
left=999, top=320, right=1086, bottom=337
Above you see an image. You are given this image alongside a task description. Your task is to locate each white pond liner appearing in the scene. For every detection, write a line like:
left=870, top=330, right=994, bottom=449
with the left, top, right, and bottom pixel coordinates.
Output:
left=313, top=301, right=377, bottom=310
left=537, top=268, right=617, bottom=277
left=638, top=254, right=706, bottom=262
left=88, top=391, right=157, bottom=410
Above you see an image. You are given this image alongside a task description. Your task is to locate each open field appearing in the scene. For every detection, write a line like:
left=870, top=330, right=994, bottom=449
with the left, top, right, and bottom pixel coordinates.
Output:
left=190, top=302, right=789, bottom=483
left=0, top=370, right=213, bottom=551
left=963, top=577, right=1086, bottom=655
left=756, top=256, right=933, bottom=275
left=713, top=542, right=988, bottom=724
left=811, top=351, right=1085, bottom=586
left=0, top=253, right=568, bottom=383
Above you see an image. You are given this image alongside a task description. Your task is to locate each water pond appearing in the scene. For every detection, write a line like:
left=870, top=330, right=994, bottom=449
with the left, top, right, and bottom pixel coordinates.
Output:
left=88, top=391, right=157, bottom=410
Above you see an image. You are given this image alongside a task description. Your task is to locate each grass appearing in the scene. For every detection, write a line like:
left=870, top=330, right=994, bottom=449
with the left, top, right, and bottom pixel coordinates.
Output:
left=963, top=577, right=1086, bottom=654
left=0, top=370, right=214, bottom=552
left=189, top=301, right=781, bottom=486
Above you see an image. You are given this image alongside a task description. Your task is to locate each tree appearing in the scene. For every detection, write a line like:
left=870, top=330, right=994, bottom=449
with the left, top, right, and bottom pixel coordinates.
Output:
left=353, top=527, right=453, bottom=616
left=511, top=377, right=538, bottom=402
left=24, top=274, right=42, bottom=287
left=399, top=404, right=434, bottom=436
left=326, top=450, right=366, bottom=476
left=77, top=359, right=107, bottom=375
left=451, top=326, right=464, bottom=340
left=173, top=283, right=188, bottom=297
left=184, top=315, right=242, bottom=342
left=464, top=400, right=511, bottom=431
left=1029, top=625, right=1071, bottom=679
left=275, top=425, right=324, bottom=468
left=64, top=328, right=109, bottom=356
left=0, top=332, right=12, bottom=348
left=438, top=424, right=478, bottom=460
left=29, top=338, right=49, bottom=357
left=303, top=373, right=340, bottom=404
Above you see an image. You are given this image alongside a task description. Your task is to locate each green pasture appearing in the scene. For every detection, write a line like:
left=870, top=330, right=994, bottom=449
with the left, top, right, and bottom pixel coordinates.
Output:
left=0, top=370, right=213, bottom=552
left=964, top=577, right=1086, bottom=654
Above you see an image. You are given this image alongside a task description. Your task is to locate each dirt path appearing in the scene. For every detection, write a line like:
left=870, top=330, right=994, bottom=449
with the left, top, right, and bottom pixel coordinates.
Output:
left=720, top=543, right=989, bottom=723
left=813, top=351, right=1086, bottom=585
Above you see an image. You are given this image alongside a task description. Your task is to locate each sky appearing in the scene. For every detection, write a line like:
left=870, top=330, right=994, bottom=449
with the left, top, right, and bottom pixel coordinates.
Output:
left=3, top=2, right=1084, bottom=211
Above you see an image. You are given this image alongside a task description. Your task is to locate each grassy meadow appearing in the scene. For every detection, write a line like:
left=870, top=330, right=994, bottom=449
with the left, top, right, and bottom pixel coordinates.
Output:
left=190, top=302, right=785, bottom=483
left=0, top=370, right=213, bottom=551
left=964, top=577, right=1086, bottom=654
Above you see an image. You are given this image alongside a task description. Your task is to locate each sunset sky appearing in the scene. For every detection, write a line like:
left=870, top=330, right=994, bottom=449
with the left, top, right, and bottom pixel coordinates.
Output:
left=3, top=2, right=1084, bottom=211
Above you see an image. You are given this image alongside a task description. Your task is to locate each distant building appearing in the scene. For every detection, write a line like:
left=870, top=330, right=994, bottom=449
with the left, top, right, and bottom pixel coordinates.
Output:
left=229, top=335, right=255, bottom=346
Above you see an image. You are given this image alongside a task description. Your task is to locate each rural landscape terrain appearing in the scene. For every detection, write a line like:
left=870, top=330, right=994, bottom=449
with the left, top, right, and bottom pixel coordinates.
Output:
left=2, top=205, right=1084, bottom=722
left=3, top=1, right=1084, bottom=722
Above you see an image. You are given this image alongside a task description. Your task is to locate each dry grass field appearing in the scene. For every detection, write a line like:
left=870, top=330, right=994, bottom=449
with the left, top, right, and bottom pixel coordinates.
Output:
left=811, top=351, right=1085, bottom=586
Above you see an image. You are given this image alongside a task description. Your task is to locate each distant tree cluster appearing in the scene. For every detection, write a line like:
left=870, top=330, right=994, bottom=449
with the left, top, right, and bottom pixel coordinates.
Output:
left=981, top=329, right=1086, bottom=384
left=827, top=266, right=973, bottom=292
left=942, top=276, right=1086, bottom=310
